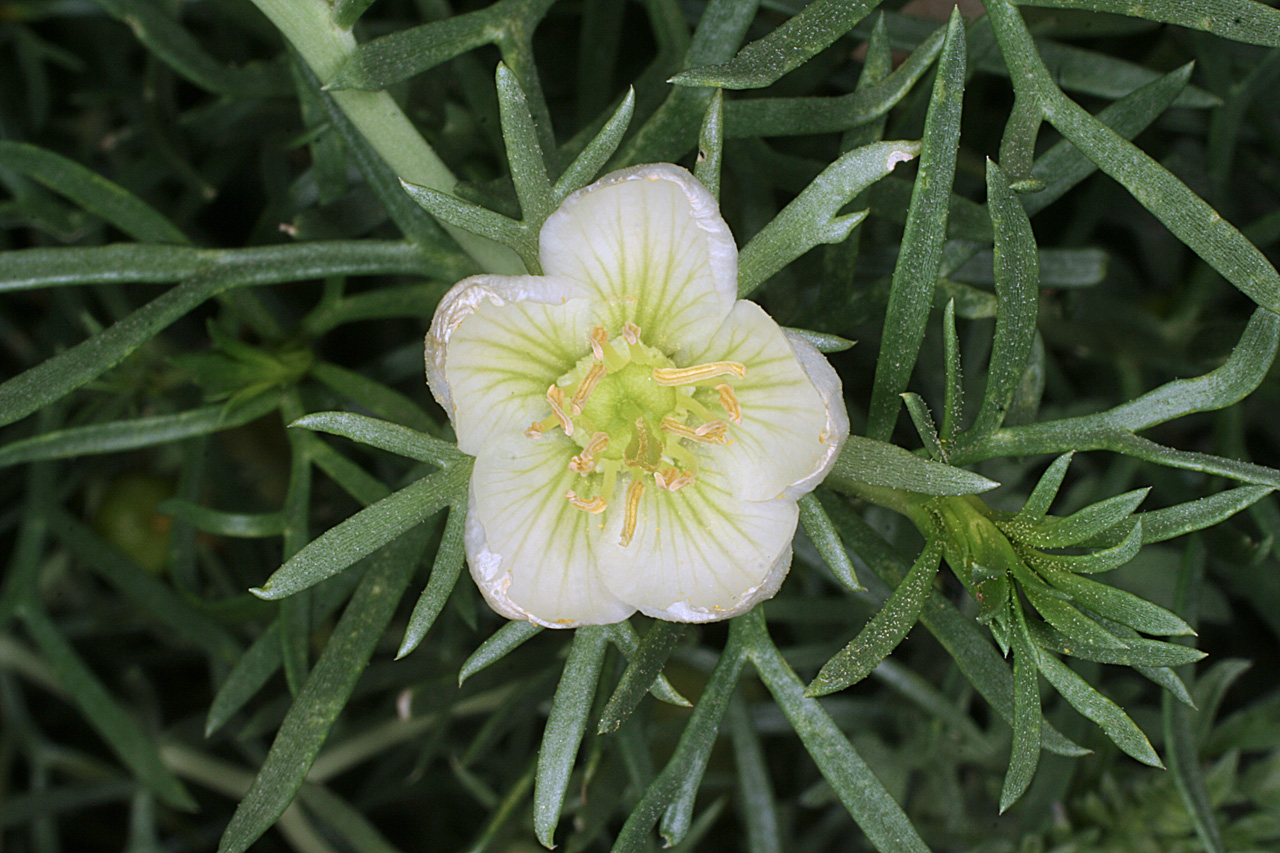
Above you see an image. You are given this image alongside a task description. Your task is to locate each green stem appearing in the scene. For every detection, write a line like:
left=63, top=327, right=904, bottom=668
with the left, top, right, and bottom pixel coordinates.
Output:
left=248, top=0, right=523, bottom=275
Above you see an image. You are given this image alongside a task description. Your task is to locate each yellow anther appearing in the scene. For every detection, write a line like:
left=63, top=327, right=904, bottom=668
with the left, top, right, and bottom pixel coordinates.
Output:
left=652, top=361, right=747, bottom=386
left=715, top=383, right=743, bottom=425
left=661, top=416, right=731, bottom=444
left=619, top=479, right=646, bottom=546
left=569, top=432, right=609, bottom=473
left=565, top=490, right=607, bottom=514
left=655, top=468, right=695, bottom=492
left=694, top=419, right=731, bottom=444
left=570, top=363, right=607, bottom=414
left=589, top=325, right=609, bottom=362
left=546, top=384, right=574, bottom=436
left=525, top=421, right=544, bottom=439
left=623, top=322, right=641, bottom=345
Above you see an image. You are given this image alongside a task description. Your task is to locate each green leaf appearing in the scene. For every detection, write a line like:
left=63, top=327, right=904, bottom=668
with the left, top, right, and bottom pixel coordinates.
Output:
left=1000, top=488, right=1149, bottom=548
left=0, top=141, right=188, bottom=244
left=900, top=392, right=945, bottom=461
left=1136, top=486, right=1274, bottom=545
left=737, top=139, right=919, bottom=296
left=495, top=62, right=554, bottom=227
left=458, top=620, right=544, bottom=685
left=866, top=10, right=966, bottom=441
left=694, top=88, right=724, bottom=200
left=727, top=696, right=782, bottom=853
left=1012, top=558, right=1129, bottom=650
left=397, top=505, right=466, bottom=658
left=1025, top=63, right=1195, bottom=216
left=723, top=22, right=946, bottom=137
left=1025, top=518, right=1144, bottom=575
left=1018, top=453, right=1074, bottom=520
left=745, top=610, right=931, bottom=852
left=1027, top=619, right=1205, bottom=668
left=673, top=0, right=884, bottom=89
left=22, top=608, right=197, bottom=811
left=1035, top=646, right=1162, bottom=767
left=598, top=620, right=690, bottom=734
left=799, top=492, right=866, bottom=591
left=941, top=299, right=963, bottom=442
left=399, top=180, right=535, bottom=272
left=968, top=159, right=1040, bottom=439
left=782, top=326, right=856, bottom=353
left=1012, top=0, right=1280, bottom=47
left=1040, top=561, right=1195, bottom=637
left=205, top=626, right=282, bottom=737
left=0, top=395, right=280, bottom=469
left=534, top=625, right=608, bottom=848
left=828, top=435, right=999, bottom=496
left=1000, top=606, right=1042, bottom=813
left=553, top=87, right=635, bottom=202
left=602, top=621, right=691, bottom=710
left=252, top=464, right=468, bottom=600
left=308, top=363, right=437, bottom=434
left=613, top=626, right=747, bottom=852
left=216, top=527, right=429, bottom=853
left=290, top=411, right=463, bottom=468
left=807, top=540, right=941, bottom=696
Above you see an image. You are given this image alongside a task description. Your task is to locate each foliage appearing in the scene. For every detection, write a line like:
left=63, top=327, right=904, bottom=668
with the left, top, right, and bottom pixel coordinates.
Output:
left=3, top=0, right=1280, bottom=851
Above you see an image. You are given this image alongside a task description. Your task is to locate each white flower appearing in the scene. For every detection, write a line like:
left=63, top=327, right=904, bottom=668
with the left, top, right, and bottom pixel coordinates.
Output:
left=426, top=164, right=849, bottom=627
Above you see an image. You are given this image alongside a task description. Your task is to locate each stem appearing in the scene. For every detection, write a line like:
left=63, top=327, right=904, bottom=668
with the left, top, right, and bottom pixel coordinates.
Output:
left=248, top=0, right=524, bottom=275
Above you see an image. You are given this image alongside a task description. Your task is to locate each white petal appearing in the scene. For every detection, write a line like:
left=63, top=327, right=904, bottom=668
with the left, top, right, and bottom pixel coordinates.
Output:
left=780, top=329, right=850, bottom=499
left=539, top=163, right=736, bottom=353
left=468, top=435, right=633, bottom=628
left=596, top=464, right=797, bottom=622
left=688, top=301, right=841, bottom=502
left=429, top=275, right=596, bottom=455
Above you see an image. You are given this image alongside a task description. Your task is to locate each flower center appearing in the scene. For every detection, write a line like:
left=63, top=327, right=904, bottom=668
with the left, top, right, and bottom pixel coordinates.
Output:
left=525, top=322, right=746, bottom=546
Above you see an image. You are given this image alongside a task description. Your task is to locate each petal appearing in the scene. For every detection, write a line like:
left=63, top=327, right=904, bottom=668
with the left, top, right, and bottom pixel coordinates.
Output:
left=430, top=275, right=596, bottom=455
left=539, top=164, right=736, bottom=353
left=688, top=301, right=842, bottom=502
left=596, top=463, right=796, bottom=622
left=780, top=329, right=850, bottom=499
left=468, top=434, right=633, bottom=628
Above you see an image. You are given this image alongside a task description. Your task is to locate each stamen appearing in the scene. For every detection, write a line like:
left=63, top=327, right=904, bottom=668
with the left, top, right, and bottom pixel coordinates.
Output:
left=570, top=363, right=607, bottom=414
left=569, top=432, right=609, bottom=473
left=652, top=361, right=747, bottom=386
left=619, top=479, right=645, bottom=546
left=715, top=383, right=743, bottom=424
left=655, top=468, right=696, bottom=492
left=565, top=490, right=607, bottom=513
left=694, top=419, right=731, bottom=444
left=546, top=385, right=573, bottom=436
left=623, top=322, right=641, bottom=345
left=661, top=416, right=732, bottom=444
left=525, top=421, right=544, bottom=439
left=589, top=326, right=608, bottom=362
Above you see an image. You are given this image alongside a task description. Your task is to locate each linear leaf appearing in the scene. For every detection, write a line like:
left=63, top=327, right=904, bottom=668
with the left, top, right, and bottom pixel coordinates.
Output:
left=673, top=0, right=883, bottom=89
left=0, top=394, right=280, bottom=468
left=1012, top=0, right=1280, bottom=47
left=1018, top=453, right=1074, bottom=520
left=1000, top=607, right=1041, bottom=812
left=253, top=465, right=468, bottom=600
left=216, top=527, right=429, bottom=853
left=807, top=540, right=941, bottom=696
left=798, top=492, right=866, bottom=591
left=598, top=620, right=690, bottom=734
left=397, top=506, right=466, bottom=658
left=1026, top=518, right=1143, bottom=575
left=0, top=141, right=188, bottom=244
left=554, top=87, right=635, bottom=202
left=727, top=696, right=782, bottom=853
left=534, top=626, right=608, bottom=847
left=866, top=10, right=966, bottom=441
left=969, top=159, right=1039, bottom=439
left=828, top=435, right=998, bottom=496
left=738, top=140, right=919, bottom=296
left=745, top=610, right=931, bottom=853
left=1027, top=620, right=1205, bottom=668
left=459, top=620, right=544, bottom=685
left=290, top=411, right=463, bottom=468
left=1042, top=562, right=1194, bottom=637
left=1000, top=488, right=1149, bottom=548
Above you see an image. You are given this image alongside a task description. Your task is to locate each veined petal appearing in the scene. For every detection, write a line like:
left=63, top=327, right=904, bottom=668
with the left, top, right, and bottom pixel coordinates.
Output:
left=468, top=435, right=633, bottom=628
left=597, top=463, right=796, bottom=622
left=539, top=164, right=736, bottom=352
left=688, top=301, right=842, bottom=501
left=431, top=275, right=595, bottom=455
left=780, top=329, right=850, bottom=499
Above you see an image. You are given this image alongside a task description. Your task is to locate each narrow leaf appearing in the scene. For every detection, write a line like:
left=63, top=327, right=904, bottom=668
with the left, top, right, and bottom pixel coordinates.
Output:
left=828, top=434, right=999, bottom=496
left=459, top=621, right=543, bottom=685
left=291, top=411, right=463, bottom=468
left=397, top=505, right=467, bottom=658
left=798, top=492, right=866, bottom=591
left=1000, top=607, right=1041, bottom=812
left=598, top=621, right=689, bottom=734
